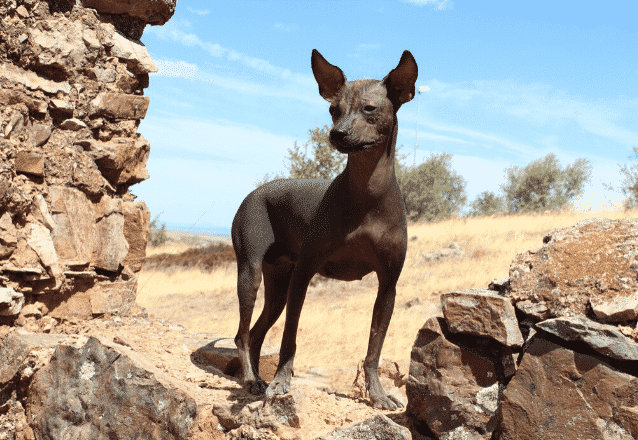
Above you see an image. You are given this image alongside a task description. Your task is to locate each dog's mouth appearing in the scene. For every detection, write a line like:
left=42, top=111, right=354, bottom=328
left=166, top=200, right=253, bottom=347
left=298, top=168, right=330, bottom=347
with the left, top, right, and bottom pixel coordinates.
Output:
left=332, top=141, right=376, bottom=153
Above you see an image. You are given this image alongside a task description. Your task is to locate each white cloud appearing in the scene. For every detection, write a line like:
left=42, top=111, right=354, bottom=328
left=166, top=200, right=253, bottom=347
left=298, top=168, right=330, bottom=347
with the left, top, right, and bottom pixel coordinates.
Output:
left=413, top=79, right=638, bottom=149
left=274, top=23, right=298, bottom=32
left=227, top=50, right=294, bottom=79
left=188, top=7, right=210, bottom=15
left=152, top=60, right=202, bottom=81
left=398, top=128, right=472, bottom=145
left=415, top=118, right=535, bottom=155
left=402, top=0, right=451, bottom=10
left=151, top=60, right=320, bottom=104
left=147, top=22, right=228, bottom=57
left=147, top=21, right=312, bottom=85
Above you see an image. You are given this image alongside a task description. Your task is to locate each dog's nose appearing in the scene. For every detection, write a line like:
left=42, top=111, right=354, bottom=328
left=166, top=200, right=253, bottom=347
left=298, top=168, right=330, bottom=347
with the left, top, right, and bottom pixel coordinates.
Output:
left=330, top=130, right=346, bottom=145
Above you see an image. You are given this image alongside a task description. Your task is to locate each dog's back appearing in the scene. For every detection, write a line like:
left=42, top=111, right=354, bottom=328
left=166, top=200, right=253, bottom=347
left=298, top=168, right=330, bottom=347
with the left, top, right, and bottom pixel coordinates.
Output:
left=231, top=178, right=330, bottom=265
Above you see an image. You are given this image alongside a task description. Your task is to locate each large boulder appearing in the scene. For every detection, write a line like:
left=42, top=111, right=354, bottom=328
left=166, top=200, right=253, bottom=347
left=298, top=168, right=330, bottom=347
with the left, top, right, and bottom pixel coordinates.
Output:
left=27, top=336, right=197, bottom=440
left=499, top=336, right=638, bottom=440
left=407, top=317, right=502, bottom=440
left=508, top=218, right=638, bottom=322
left=441, top=289, right=524, bottom=347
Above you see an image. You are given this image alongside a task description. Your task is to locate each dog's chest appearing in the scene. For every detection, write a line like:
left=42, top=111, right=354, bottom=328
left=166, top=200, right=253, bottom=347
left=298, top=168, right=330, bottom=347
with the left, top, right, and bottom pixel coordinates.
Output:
left=317, top=233, right=376, bottom=281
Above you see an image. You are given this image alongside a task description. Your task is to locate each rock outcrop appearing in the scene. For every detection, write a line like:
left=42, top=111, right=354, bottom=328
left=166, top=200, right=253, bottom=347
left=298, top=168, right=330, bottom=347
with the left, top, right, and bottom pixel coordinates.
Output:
left=407, top=218, right=638, bottom=440
left=0, top=0, right=160, bottom=324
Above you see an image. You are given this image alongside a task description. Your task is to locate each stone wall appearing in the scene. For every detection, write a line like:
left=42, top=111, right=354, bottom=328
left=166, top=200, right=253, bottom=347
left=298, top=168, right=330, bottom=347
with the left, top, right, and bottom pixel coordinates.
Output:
left=0, top=0, right=175, bottom=324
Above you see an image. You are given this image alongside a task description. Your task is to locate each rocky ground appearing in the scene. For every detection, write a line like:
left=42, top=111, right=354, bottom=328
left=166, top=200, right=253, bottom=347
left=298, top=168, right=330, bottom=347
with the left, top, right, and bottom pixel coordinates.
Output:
left=0, top=312, right=429, bottom=439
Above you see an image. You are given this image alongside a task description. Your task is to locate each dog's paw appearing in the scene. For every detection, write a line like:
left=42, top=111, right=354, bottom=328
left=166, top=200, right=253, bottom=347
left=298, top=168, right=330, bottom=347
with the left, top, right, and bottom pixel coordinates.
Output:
left=370, top=392, right=404, bottom=411
left=264, top=375, right=290, bottom=398
left=245, top=379, right=267, bottom=395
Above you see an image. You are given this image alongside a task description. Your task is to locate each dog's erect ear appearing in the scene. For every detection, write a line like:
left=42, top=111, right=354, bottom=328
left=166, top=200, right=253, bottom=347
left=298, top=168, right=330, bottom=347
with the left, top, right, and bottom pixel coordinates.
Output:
left=311, top=49, right=346, bottom=102
left=382, top=50, right=418, bottom=109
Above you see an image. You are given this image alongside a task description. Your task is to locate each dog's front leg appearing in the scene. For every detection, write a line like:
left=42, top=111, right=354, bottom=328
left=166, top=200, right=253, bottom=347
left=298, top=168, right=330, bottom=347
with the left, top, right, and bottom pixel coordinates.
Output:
left=364, top=276, right=404, bottom=410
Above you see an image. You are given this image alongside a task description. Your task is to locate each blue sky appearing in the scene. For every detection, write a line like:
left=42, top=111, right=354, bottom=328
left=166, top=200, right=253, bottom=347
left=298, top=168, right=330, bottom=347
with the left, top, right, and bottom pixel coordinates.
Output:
left=134, top=0, right=638, bottom=234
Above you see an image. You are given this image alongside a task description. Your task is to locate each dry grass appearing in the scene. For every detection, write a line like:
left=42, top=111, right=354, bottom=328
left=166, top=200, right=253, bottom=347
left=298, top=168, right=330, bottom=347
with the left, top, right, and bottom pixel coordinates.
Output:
left=137, top=207, right=638, bottom=378
left=145, top=243, right=192, bottom=257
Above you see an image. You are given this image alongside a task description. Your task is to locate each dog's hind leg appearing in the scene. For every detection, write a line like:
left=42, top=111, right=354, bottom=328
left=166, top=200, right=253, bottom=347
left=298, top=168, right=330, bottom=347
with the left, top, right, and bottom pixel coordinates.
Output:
left=248, top=260, right=293, bottom=385
left=232, top=198, right=276, bottom=394
left=234, top=256, right=266, bottom=394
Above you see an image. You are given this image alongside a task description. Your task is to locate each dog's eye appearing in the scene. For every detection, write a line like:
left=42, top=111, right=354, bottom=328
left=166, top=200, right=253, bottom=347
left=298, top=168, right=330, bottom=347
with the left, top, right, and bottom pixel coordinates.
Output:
left=363, top=105, right=376, bottom=113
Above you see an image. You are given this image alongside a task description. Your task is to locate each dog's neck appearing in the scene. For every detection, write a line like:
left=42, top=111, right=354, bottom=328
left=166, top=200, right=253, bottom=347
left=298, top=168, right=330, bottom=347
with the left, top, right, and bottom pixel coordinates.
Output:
left=341, top=117, right=398, bottom=202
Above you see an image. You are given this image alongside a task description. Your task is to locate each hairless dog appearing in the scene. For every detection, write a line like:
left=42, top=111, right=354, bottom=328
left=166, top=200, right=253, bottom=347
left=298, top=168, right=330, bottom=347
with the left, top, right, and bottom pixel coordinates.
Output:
left=231, top=49, right=418, bottom=410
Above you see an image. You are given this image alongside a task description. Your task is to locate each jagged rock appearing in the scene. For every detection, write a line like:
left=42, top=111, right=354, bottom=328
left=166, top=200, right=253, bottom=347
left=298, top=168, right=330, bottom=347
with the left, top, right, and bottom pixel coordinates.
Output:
left=487, top=276, right=510, bottom=293
left=29, top=122, right=52, bottom=147
left=81, top=0, right=177, bottom=26
left=1, top=105, right=27, bottom=140
left=48, top=187, right=127, bottom=272
left=24, top=222, right=63, bottom=287
left=441, top=289, right=524, bottom=347
left=28, top=18, right=87, bottom=74
left=213, top=384, right=310, bottom=437
left=0, top=211, right=18, bottom=258
left=514, top=299, right=551, bottom=321
left=93, top=196, right=129, bottom=272
left=318, top=414, right=412, bottom=439
left=50, top=98, right=75, bottom=114
left=508, top=218, right=638, bottom=322
left=0, top=89, right=48, bottom=114
left=407, top=317, right=500, bottom=439
left=32, top=194, right=56, bottom=232
left=0, top=332, right=65, bottom=389
left=15, top=4, right=28, bottom=17
left=499, top=335, right=638, bottom=440
left=108, top=28, right=158, bottom=74
left=82, top=26, right=102, bottom=54
left=591, top=293, right=638, bottom=323
left=93, top=65, right=117, bottom=83
left=0, top=62, right=72, bottom=94
left=75, top=135, right=150, bottom=186
left=536, top=315, right=638, bottom=361
left=122, top=201, right=150, bottom=271
left=15, top=151, right=44, bottom=177
left=49, top=186, right=95, bottom=266
left=89, top=92, right=150, bottom=119
left=60, top=118, right=88, bottom=130
left=0, top=286, right=24, bottom=316
left=27, top=336, right=197, bottom=439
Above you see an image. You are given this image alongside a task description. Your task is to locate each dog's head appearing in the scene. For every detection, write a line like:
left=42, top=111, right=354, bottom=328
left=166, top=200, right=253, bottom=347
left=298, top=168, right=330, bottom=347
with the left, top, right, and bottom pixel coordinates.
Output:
left=311, top=50, right=418, bottom=153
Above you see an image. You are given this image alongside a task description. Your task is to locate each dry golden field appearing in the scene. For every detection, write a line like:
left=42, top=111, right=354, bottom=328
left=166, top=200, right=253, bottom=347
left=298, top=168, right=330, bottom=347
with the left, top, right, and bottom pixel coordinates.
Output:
left=137, top=207, right=638, bottom=382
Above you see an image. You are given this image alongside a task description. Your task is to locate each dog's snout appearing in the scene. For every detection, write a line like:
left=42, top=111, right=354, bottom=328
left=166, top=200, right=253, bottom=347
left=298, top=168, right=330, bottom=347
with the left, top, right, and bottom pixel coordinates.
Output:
left=330, top=129, right=347, bottom=145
